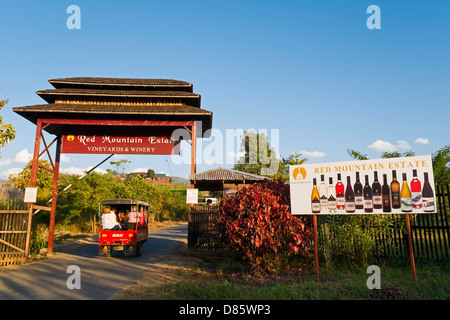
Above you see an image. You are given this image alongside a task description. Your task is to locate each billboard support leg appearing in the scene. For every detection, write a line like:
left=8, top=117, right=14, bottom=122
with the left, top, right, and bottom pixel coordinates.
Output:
left=405, top=214, right=417, bottom=282
left=313, top=214, right=319, bottom=281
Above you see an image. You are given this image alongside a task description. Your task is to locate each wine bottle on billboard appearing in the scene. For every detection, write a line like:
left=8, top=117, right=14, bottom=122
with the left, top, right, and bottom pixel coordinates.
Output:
left=382, top=174, right=391, bottom=213
left=336, top=173, right=345, bottom=210
left=354, top=171, right=364, bottom=210
left=422, top=172, right=435, bottom=212
left=372, top=171, right=382, bottom=209
left=391, top=170, right=401, bottom=209
left=345, top=176, right=355, bottom=213
left=410, top=169, right=422, bottom=209
left=319, top=174, right=328, bottom=211
left=401, top=173, right=412, bottom=212
left=311, top=178, right=321, bottom=213
left=328, top=177, right=337, bottom=213
left=364, top=175, right=373, bottom=213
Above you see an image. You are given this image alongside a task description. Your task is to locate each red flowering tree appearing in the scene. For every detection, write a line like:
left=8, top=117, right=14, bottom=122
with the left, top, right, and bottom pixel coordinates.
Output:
left=215, top=178, right=313, bottom=273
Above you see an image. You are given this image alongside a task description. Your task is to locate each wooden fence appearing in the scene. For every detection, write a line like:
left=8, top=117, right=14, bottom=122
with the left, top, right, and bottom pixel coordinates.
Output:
left=188, top=205, right=230, bottom=256
left=188, top=184, right=450, bottom=261
left=374, top=184, right=450, bottom=260
left=0, top=201, right=30, bottom=267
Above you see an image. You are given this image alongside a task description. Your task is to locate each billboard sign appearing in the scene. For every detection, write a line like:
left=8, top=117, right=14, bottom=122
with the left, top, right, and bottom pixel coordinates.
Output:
left=289, top=155, right=436, bottom=215
left=61, top=135, right=180, bottom=155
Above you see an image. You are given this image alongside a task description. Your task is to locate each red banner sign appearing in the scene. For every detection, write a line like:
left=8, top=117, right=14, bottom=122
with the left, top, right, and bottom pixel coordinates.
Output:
left=61, top=135, right=180, bottom=155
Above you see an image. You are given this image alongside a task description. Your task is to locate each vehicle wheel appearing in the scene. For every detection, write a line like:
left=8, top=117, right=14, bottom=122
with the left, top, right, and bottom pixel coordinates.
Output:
left=136, top=242, right=143, bottom=257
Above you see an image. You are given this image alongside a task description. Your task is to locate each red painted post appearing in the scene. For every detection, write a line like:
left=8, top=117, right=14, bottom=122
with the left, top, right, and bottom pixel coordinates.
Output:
left=405, top=214, right=417, bottom=282
left=313, top=214, right=320, bottom=281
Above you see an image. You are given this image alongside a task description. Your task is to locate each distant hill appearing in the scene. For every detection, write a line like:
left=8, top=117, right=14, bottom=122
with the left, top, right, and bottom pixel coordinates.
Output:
left=170, top=176, right=190, bottom=186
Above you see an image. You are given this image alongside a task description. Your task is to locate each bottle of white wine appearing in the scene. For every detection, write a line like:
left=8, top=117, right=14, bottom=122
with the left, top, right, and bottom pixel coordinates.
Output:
left=311, top=178, right=321, bottom=213
left=400, top=173, right=412, bottom=212
left=327, top=177, right=337, bottom=213
left=319, top=174, right=328, bottom=211
left=391, top=170, right=401, bottom=209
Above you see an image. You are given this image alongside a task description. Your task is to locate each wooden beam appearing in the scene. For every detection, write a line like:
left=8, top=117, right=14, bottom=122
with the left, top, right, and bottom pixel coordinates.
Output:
left=0, top=238, right=25, bottom=253
left=39, top=118, right=195, bottom=127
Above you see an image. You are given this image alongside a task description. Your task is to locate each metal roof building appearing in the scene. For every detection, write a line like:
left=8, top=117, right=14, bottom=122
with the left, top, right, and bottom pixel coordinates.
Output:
left=190, top=167, right=268, bottom=192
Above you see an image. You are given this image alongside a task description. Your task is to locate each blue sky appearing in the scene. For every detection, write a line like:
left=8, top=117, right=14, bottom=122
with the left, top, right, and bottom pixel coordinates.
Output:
left=0, top=1, right=449, bottom=180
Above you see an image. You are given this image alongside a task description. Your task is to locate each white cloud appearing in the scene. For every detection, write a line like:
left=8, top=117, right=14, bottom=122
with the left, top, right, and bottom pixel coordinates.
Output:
left=301, top=150, right=326, bottom=158
left=1, top=167, right=23, bottom=178
left=131, top=167, right=148, bottom=173
left=414, top=137, right=430, bottom=145
left=0, top=158, right=13, bottom=166
left=368, top=139, right=411, bottom=152
left=14, top=149, right=33, bottom=164
left=60, top=166, right=106, bottom=175
left=60, top=154, right=70, bottom=163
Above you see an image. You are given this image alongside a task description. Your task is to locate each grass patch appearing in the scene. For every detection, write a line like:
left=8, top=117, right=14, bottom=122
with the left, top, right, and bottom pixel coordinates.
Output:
left=135, top=258, right=450, bottom=300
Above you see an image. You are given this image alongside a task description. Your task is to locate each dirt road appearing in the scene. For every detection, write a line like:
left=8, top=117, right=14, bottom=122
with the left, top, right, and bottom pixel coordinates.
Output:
left=0, top=222, right=200, bottom=299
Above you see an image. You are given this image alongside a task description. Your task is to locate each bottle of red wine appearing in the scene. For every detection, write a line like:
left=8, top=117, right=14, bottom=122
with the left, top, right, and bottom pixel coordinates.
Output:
left=372, top=171, right=382, bottom=209
left=354, top=171, right=364, bottom=210
left=390, top=170, right=401, bottom=209
left=410, top=169, right=422, bottom=209
left=345, top=176, right=355, bottom=213
left=336, top=173, right=345, bottom=210
left=364, top=175, right=373, bottom=213
left=382, top=174, right=391, bottom=213
left=422, top=172, right=435, bottom=212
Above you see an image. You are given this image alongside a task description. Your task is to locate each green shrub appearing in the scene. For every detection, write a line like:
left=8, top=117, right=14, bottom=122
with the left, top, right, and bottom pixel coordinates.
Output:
left=215, top=179, right=313, bottom=274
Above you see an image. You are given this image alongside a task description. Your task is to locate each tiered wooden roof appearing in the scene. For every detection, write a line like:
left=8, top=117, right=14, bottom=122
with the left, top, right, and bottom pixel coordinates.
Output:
left=13, top=77, right=212, bottom=137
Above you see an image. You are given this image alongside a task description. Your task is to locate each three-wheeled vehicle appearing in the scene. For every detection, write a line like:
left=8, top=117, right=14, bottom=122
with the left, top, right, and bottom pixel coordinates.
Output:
left=98, top=199, right=149, bottom=257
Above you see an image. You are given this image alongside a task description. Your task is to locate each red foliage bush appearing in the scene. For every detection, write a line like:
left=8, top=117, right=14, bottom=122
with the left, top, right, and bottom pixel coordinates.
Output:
left=215, top=178, right=313, bottom=273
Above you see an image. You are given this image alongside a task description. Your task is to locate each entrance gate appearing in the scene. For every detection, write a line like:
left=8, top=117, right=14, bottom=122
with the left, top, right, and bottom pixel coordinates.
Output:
left=0, top=204, right=30, bottom=266
left=11, top=77, right=213, bottom=260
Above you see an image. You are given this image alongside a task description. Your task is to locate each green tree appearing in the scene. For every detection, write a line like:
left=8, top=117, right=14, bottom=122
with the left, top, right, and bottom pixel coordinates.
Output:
left=432, top=145, right=450, bottom=185
left=279, top=152, right=308, bottom=181
left=108, top=159, right=131, bottom=177
left=233, top=131, right=281, bottom=177
left=9, top=159, right=54, bottom=202
left=147, top=168, right=155, bottom=178
left=0, top=88, right=16, bottom=153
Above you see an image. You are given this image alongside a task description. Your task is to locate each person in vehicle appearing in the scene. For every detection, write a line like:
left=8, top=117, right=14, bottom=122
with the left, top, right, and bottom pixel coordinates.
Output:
left=127, top=206, right=139, bottom=230
left=139, top=208, right=147, bottom=225
left=101, top=207, right=121, bottom=230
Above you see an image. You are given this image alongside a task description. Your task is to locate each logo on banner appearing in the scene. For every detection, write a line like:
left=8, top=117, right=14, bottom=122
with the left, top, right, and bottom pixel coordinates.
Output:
left=292, top=167, right=307, bottom=181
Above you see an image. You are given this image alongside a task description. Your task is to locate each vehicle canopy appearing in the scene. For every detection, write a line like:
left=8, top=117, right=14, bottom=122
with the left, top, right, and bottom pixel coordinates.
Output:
left=98, top=198, right=150, bottom=217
